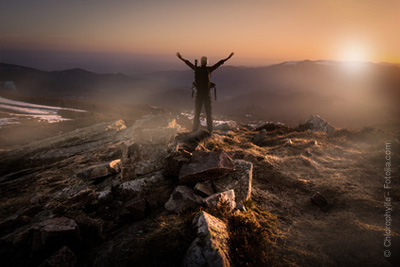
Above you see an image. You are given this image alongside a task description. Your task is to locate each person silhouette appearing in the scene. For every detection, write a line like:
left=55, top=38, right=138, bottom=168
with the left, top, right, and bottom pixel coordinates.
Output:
left=177, top=52, right=234, bottom=132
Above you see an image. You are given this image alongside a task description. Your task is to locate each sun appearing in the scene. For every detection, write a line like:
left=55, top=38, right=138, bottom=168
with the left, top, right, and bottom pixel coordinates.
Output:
left=338, top=42, right=369, bottom=63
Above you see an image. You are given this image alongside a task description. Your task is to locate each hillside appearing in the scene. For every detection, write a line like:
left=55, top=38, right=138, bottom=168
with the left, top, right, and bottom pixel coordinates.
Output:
left=0, top=112, right=399, bottom=266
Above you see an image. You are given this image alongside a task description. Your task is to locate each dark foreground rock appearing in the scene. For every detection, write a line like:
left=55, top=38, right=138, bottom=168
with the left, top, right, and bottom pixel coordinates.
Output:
left=38, top=246, right=77, bottom=267
left=183, top=211, right=230, bottom=267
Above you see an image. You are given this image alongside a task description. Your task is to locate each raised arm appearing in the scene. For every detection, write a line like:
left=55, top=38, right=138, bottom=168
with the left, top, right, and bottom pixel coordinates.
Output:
left=223, top=52, right=234, bottom=62
left=209, top=52, right=235, bottom=72
left=176, top=52, right=195, bottom=70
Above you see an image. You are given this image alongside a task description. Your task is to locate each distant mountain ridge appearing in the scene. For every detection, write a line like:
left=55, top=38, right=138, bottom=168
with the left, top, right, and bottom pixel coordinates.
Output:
left=1, top=61, right=399, bottom=127
left=0, top=62, right=139, bottom=98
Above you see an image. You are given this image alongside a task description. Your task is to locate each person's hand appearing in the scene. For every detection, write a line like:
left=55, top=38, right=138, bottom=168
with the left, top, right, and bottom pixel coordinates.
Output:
left=176, top=52, right=182, bottom=59
left=228, top=52, right=234, bottom=59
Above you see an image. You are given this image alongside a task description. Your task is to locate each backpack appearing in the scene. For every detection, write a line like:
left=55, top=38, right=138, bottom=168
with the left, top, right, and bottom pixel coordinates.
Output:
left=191, top=60, right=217, bottom=99
left=194, top=66, right=211, bottom=93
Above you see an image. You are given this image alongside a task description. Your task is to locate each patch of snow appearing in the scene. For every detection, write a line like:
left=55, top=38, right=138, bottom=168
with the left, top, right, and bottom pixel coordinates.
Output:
left=0, top=96, right=86, bottom=123
left=0, top=117, right=20, bottom=127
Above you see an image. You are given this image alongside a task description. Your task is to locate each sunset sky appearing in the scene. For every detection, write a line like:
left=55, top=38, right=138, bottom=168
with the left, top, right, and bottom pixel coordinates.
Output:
left=0, top=0, right=399, bottom=68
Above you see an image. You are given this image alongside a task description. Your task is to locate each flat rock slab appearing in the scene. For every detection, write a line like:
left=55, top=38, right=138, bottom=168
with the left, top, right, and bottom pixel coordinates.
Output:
left=213, top=160, right=253, bottom=202
left=183, top=211, right=230, bottom=267
left=164, top=186, right=204, bottom=213
left=179, top=151, right=234, bottom=184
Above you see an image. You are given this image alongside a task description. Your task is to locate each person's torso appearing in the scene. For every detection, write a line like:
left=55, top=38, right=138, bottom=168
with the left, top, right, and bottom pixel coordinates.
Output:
left=195, top=66, right=211, bottom=95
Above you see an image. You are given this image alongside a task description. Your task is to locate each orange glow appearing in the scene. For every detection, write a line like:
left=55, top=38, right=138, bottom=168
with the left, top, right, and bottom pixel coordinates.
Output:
left=0, top=0, right=399, bottom=65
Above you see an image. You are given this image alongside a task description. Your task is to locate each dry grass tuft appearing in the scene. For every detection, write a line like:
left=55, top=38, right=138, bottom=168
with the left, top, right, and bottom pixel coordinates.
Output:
left=203, top=200, right=297, bottom=266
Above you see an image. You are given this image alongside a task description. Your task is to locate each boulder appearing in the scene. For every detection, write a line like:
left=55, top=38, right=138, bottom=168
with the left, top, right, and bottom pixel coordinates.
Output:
left=213, top=160, right=253, bottom=202
left=179, top=151, right=234, bottom=184
left=164, top=186, right=204, bottom=213
left=38, top=246, right=77, bottom=267
left=183, top=211, right=230, bottom=267
left=194, top=181, right=215, bottom=197
left=301, top=115, right=335, bottom=132
left=204, top=190, right=236, bottom=211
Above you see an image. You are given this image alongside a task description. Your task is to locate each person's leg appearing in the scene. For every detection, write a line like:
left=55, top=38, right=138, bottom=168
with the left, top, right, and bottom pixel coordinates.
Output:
left=193, top=97, right=203, bottom=132
left=204, top=96, right=213, bottom=132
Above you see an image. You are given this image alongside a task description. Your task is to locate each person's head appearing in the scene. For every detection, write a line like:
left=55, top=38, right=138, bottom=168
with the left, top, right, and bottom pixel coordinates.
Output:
left=201, top=56, right=208, bottom=66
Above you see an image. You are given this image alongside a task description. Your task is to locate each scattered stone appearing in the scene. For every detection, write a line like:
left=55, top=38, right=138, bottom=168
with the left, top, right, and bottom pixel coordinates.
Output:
left=214, top=121, right=239, bottom=131
left=124, top=197, right=147, bottom=220
left=32, top=217, right=81, bottom=252
left=179, top=151, right=234, bottom=184
left=213, top=160, right=253, bottom=202
left=311, top=192, right=330, bottom=212
left=183, top=211, right=230, bottom=267
left=253, top=129, right=267, bottom=146
left=98, top=188, right=112, bottom=202
left=194, top=181, right=215, bottom=197
left=76, top=159, right=121, bottom=180
left=38, top=246, right=77, bottom=267
left=164, top=186, right=204, bottom=213
left=300, top=115, right=335, bottom=133
left=109, top=159, right=121, bottom=173
left=204, top=190, right=236, bottom=211
left=286, top=139, right=293, bottom=146
left=308, top=140, right=318, bottom=146
left=106, top=119, right=127, bottom=132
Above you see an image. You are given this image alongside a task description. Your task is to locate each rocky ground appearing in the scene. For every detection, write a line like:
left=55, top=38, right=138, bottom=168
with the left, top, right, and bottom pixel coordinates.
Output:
left=0, top=111, right=399, bottom=267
